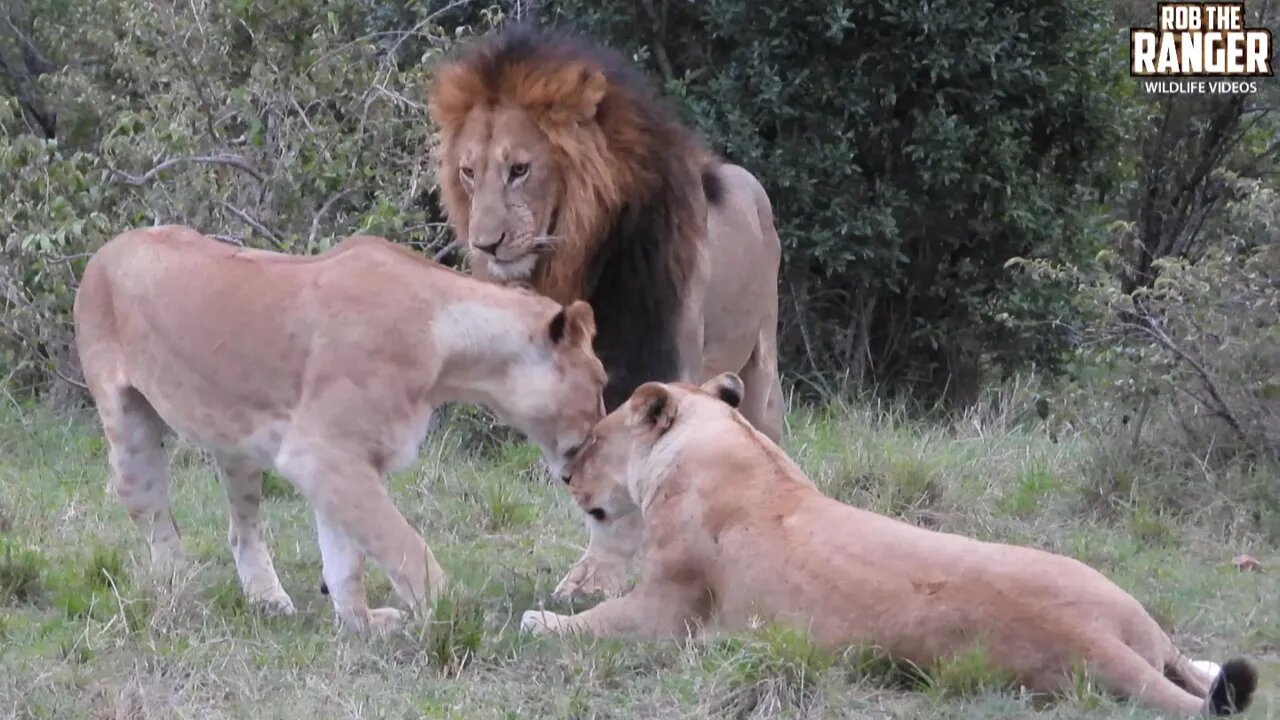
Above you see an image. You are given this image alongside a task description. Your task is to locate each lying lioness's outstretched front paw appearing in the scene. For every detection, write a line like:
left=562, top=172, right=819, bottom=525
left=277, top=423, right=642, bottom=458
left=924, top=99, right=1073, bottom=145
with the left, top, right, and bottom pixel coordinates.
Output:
left=521, top=610, right=568, bottom=635
left=553, top=556, right=629, bottom=601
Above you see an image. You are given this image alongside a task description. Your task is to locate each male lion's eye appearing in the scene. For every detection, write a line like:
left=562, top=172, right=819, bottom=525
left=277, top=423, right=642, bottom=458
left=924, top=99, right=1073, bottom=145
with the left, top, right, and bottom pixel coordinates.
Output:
left=509, top=163, right=529, bottom=181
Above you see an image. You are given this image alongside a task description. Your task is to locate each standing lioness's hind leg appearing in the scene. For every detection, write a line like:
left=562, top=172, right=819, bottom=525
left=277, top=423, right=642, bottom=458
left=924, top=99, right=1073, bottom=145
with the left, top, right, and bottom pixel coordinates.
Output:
left=94, top=386, right=184, bottom=576
left=214, top=453, right=294, bottom=615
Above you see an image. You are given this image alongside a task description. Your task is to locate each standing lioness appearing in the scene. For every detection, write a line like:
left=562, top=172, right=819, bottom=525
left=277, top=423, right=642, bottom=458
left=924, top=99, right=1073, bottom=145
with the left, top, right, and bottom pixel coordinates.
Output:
left=523, top=376, right=1259, bottom=716
left=74, top=226, right=606, bottom=633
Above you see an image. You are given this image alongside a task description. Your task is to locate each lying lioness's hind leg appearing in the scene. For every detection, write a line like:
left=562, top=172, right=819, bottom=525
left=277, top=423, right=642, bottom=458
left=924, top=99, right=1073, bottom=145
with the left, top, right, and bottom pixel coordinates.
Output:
left=214, top=453, right=294, bottom=615
left=97, top=385, right=184, bottom=576
left=1087, top=637, right=1205, bottom=715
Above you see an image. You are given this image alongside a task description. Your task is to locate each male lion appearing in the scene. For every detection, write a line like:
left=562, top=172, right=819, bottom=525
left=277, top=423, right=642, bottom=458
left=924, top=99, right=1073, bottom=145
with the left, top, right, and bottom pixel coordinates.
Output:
left=427, top=24, right=781, bottom=436
left=74, top=225, right=606, bottom=633
left=428, top=24, right=782, bottom=599
left=522, top=377, right=1260, bottom=716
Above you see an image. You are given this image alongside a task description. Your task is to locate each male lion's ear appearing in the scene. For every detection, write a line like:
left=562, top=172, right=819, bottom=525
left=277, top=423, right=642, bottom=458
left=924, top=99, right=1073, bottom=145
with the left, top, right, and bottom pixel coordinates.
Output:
left=539, top=65, right=607, bottom=124
left=701, top=372, right=744, bottom=409
left=426, top=65, right=482, bottom=131
left=576, top=69, right=607, bottom=121
left=630, top=383, right=677, bottom=434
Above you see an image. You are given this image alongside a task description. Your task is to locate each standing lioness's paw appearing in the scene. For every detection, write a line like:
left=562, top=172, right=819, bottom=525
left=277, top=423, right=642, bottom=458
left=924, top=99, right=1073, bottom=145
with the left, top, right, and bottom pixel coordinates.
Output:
left=521, top=610, right=567, bottom=635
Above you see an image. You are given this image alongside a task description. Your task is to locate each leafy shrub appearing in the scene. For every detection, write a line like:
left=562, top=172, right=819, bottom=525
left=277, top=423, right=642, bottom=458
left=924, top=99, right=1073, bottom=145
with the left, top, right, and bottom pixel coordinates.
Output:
left=0, top=0, right=473, bottom=405
left=545, top=0, right=1127, bottom=399
left=1013, top=176, right=1279, bottom=534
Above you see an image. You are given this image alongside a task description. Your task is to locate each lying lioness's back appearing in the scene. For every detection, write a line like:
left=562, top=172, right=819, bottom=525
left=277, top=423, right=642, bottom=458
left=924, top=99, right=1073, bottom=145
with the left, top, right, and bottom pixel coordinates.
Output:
left=526, top=376, right=1259, bottom=717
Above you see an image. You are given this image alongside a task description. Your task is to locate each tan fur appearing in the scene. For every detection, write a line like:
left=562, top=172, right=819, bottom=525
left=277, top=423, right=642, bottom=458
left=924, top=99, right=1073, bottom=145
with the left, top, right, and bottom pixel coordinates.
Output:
left=74, top=225, right=606, bottom=633
left=523, top=377, right=1257, bottom=717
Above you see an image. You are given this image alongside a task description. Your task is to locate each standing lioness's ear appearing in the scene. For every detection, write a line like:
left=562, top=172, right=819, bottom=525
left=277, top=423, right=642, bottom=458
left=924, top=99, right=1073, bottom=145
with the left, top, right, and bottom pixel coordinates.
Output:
left=630, top=382, right=677, bottom=434
left=701, top=372, right=744, bottom=409
left=549, top=301, right=596, bottom=345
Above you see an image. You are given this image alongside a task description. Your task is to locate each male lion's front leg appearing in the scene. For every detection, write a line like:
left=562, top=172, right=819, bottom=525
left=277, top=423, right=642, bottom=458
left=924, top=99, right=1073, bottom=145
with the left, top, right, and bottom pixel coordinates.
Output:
left=554, top=511, right=642, bottom=601
left=524, top=582, right=703, bottom=641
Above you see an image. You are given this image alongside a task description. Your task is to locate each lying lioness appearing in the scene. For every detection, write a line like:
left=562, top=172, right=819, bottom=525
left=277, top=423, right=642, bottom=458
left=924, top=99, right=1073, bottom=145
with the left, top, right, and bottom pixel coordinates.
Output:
left=74, top=226, right=606, bottom=633
left=522, top=375, right=1259, bottom=716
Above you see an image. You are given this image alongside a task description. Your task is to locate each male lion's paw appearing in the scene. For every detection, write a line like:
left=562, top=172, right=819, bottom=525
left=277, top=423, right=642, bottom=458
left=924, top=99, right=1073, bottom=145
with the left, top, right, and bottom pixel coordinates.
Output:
left=521, top=610, right=566, bottom=636
left=553, top=556, right=629, bottom=601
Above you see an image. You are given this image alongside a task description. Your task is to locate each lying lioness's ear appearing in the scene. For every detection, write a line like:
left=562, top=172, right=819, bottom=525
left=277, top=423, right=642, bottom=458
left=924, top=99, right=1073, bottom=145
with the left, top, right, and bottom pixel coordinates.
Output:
left=630, top=382, right=676, bottom=434
left=701, top=372, right=744, bottom=409
left=549, top=301, right=597, bottom=345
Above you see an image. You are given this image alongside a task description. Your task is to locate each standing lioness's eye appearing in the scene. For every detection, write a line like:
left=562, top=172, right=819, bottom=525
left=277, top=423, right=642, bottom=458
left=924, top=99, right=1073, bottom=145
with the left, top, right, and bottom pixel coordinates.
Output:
left=509, top=163, right=529, bottom=181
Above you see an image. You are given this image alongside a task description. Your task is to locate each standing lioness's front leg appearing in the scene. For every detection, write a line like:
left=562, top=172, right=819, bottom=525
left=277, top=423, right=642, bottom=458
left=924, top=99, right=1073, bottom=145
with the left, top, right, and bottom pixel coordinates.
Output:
left=277, top=438, right=446, bottom=633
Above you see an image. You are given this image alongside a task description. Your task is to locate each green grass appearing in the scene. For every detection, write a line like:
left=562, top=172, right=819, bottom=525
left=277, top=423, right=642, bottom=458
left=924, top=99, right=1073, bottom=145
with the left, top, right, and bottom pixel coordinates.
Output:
left=0, top=397, right=1275, bottom=719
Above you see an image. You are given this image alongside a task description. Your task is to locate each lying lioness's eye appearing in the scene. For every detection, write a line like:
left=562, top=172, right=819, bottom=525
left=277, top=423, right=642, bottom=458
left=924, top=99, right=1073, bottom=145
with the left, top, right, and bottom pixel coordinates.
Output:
left=509, top=163, right=529, bottom=180
left=460, top=166, right=474, bottom=180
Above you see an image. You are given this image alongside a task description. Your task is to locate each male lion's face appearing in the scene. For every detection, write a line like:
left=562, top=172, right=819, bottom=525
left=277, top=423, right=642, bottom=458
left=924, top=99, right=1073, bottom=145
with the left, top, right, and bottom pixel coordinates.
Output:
left=454, top=105, right=563, bottom=281
left=561, top=373, right=746, bottom=523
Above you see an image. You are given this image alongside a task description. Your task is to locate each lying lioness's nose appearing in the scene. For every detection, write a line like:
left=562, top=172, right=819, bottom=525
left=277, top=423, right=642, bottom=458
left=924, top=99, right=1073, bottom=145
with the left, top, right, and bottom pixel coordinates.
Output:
left=473, top=232, right=507, bottom=255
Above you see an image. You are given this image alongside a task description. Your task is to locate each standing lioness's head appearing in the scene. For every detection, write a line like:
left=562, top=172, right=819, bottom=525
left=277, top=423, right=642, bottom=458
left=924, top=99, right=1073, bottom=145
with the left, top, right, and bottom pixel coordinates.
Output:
left=498, top=299, right=607, bottom=478
left=559, top=373, right=745, bottom=523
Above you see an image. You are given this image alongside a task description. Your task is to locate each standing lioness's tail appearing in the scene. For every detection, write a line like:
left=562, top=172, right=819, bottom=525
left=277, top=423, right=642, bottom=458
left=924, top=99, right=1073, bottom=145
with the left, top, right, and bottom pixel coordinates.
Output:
left=1204, top=658, right=1258, bottom=716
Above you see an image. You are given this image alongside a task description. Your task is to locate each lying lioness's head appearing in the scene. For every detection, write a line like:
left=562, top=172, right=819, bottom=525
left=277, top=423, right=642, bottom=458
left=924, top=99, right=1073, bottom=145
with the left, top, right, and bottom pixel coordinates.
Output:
left=504, top=300, right=607, bottom=476
left=560, top=372, right=745, bottom=522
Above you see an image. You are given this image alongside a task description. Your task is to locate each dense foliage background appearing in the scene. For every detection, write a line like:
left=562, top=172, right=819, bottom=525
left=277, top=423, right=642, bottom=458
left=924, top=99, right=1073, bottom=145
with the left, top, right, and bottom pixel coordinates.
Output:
left=2, top=0, right=1276, bottom=527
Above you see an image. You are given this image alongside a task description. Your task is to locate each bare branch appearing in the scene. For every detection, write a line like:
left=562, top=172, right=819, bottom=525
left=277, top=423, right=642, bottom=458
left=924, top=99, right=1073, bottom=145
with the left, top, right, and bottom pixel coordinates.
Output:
left=52, top=363, right=88, bottom=392
left=638, top=0, right=675, bottom=84
left=110, top=155, right=264, bottom=186
left=305, top=0, right=479, bottom=73
left=218, top=202, right=286, bottom=249
left=307, top=188, right=353, bottom=248
left=1133, top=313, right=1250, bottom=444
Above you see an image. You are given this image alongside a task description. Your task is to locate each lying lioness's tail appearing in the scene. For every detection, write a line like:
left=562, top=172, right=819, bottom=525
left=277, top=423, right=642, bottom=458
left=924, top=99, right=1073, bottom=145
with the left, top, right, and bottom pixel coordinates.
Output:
left=1203, top=658, right=1258, bottom=716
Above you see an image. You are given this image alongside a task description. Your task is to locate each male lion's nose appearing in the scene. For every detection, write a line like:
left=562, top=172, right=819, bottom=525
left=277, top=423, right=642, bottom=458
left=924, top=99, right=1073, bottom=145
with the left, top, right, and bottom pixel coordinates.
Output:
left=473, top=232, right=507, bottom=255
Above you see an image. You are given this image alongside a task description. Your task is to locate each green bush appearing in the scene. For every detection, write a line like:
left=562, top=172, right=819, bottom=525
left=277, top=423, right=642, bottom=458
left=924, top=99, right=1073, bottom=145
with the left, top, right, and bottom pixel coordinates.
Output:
left=545, top=0, right=1128, bottom=399
left=1, top=0, right=472, bottom=405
